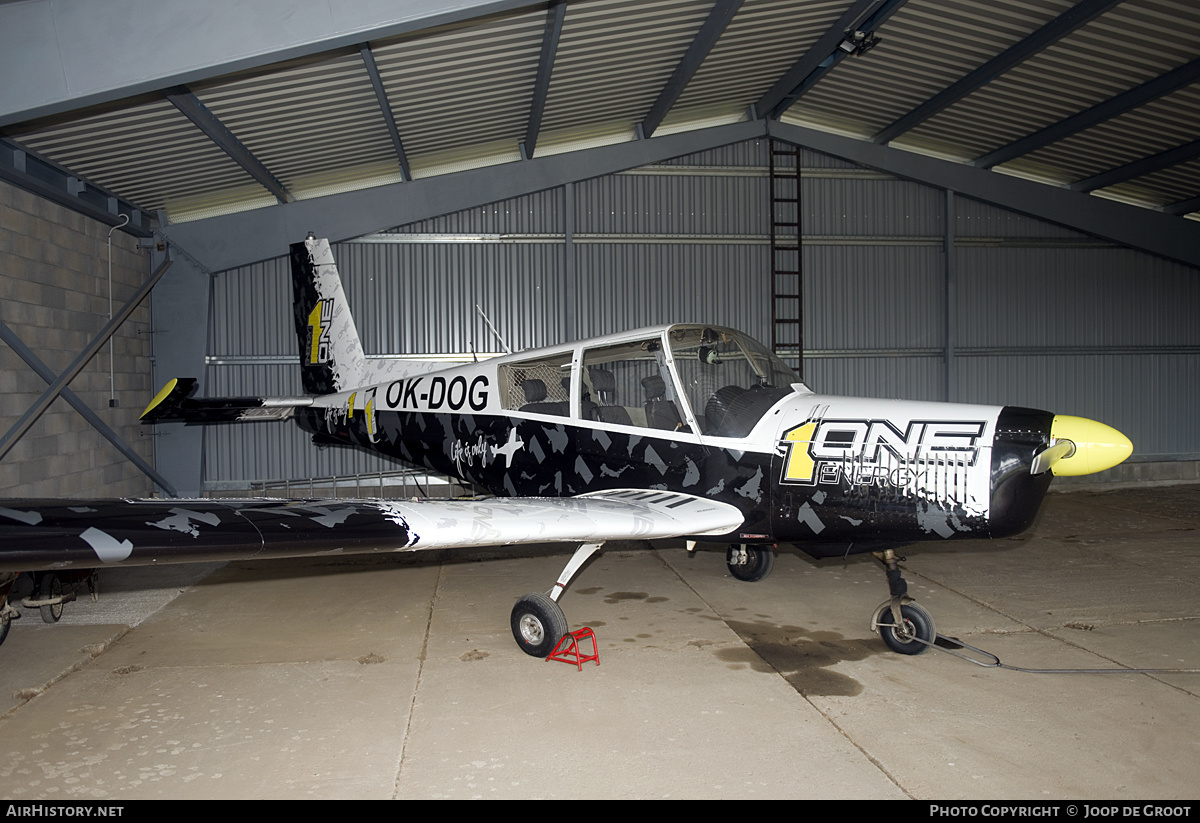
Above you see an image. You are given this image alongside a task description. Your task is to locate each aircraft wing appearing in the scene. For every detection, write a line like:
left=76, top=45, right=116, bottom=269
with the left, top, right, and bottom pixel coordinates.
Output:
left=0, top=490, right=744, bottom=573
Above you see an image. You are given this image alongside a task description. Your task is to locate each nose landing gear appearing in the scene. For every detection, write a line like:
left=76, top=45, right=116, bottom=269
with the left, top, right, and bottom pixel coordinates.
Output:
left=870, top=548, right=936, bottom=655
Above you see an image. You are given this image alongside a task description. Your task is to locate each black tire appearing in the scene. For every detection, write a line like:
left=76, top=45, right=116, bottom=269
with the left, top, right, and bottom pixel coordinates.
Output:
left=878, top=603, right=935, bottom=655
left=511, top=593, right=568, bottom=658
left=39, top=574, right=63, bottom=624
left=0, top=611, right=9, bottom=648
left=726, top=544, right=774, bottom=582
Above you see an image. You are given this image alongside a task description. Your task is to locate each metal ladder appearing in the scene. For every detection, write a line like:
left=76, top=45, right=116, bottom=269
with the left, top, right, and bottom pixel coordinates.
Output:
left=768, top=140, right=803, bottom=378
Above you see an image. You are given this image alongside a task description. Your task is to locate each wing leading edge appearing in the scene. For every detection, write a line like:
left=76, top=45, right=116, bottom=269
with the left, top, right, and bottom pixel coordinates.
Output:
left=0, top=490, right=744, bottom=573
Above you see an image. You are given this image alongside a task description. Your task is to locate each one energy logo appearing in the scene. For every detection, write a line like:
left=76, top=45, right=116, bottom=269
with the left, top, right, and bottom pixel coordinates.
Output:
left=780, top=418, right=985, bottom=485
left=307, top=299, right=333, bottom=365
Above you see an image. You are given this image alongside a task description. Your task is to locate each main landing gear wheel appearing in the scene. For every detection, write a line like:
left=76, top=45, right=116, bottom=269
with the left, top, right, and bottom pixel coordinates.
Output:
left=39, top=573, right=63, bottom=624
left=726, top=544, right=774, bottom=582
left=511, top=593, right=568, bottom=658
left=874, top=602, right=936, bottom=656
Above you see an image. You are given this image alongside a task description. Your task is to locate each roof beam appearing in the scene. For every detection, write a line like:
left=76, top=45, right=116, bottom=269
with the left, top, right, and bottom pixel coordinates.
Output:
left=0, top=0, right=533, bottom=127
left=1164, top=195, right=1200, bottom=217
left=0, top=139, right=153, bottom=236
left=522, top=0, right=567, bottom=159
left=162, top=120, right=767, bottom=271
left=1070, top=139, right=1200, bottom=193
left=767, top=120, right=1200, bottom=269
left=165, top=86, right=293, bottom=204
left=359, top=43, right=412, bottom=182
left=975, top=57, right=1200, bottom=169
left=756, top=0, right=908, bottom=120
left=640, top=0, right=743, bottom=139
left=873, top=0, right=1124, bottom=145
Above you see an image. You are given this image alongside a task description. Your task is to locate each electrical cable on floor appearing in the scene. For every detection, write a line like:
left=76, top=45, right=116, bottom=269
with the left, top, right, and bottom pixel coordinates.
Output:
left=928, top=633, right=1200, bottom=675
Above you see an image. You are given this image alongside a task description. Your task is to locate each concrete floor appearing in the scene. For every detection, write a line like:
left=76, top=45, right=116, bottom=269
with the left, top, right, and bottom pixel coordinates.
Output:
left=0, top=485, right=1197, bottom=799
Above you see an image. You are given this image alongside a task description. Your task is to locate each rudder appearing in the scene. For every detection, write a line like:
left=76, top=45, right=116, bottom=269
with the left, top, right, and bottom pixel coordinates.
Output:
left=290, top=236, right=368, bottom=395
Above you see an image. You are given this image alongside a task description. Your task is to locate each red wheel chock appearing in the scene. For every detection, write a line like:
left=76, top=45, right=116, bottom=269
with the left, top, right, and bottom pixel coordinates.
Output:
left=547, top=627, right=599, bottom=670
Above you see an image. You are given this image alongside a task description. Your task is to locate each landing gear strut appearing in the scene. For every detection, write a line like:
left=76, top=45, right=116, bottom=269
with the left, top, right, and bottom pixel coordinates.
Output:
left=511, top=541, right=603, bottom=657
left=870, top=548, right=936, bottom=655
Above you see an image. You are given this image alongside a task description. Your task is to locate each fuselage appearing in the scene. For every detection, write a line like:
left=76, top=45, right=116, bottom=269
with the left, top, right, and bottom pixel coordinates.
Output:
left=296, top=324, right=1058, bottom=557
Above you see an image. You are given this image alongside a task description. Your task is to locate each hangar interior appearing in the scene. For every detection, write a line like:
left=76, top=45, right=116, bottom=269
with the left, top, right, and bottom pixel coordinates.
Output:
left=2, top=0, right=1199, bottom=499
left=3, top=1, right=1200, bottom=801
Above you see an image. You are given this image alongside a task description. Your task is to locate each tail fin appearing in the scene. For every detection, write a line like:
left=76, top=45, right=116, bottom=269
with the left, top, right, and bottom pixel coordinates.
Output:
left=290, top=236, right=369, bottom=395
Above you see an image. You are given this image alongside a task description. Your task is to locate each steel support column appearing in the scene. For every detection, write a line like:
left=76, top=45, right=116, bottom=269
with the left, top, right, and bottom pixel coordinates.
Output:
left=944, top=189, right=957, bottom=402
left=148, top=245, right=211, bottom=498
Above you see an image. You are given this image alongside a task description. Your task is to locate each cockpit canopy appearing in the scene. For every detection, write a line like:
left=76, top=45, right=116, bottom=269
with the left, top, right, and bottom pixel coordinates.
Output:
left=667, top=326, right=799, bottom=437
left=497, top=325, right=801, bottom=438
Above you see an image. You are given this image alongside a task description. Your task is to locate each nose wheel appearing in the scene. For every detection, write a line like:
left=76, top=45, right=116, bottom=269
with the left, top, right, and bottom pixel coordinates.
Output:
left=872, top=601, right=936, bottom=655
left=871, top=549, right=936, bottom=656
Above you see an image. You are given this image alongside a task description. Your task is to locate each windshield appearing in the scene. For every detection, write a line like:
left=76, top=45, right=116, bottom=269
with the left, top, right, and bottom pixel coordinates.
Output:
left=668, top=326, right=799, bottom=437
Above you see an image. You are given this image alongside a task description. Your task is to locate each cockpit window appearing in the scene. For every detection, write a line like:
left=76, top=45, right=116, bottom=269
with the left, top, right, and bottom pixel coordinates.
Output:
left=580, top=337, right=689, bottom=431
left=497, top=352, right=572, bottom=417
left=668, top=326, right=798, bottom=437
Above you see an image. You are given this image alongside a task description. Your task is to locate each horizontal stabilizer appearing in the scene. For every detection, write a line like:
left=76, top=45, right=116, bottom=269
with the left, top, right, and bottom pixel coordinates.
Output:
left=140, top=378, right=311, bottom=424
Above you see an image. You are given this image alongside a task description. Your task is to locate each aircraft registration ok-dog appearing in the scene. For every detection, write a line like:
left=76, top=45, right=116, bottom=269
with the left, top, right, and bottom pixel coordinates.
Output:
left=0, top=235, right=1133, bottom=657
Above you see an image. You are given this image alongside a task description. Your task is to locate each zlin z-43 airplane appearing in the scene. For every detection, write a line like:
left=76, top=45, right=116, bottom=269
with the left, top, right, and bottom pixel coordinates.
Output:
left=0, top=235, right=1133, bottom=657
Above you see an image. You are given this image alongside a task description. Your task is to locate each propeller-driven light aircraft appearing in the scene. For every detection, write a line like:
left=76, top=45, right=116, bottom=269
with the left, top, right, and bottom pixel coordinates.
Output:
left=0, top=235, right=1133, bottom=656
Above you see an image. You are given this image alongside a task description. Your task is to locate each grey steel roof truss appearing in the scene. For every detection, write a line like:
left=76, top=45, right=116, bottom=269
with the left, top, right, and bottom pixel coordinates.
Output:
left=359, top=43, right=412, bottom=182
left=164, top=86, right=293, bottom=204
left=0, top=139, right=153, bottom=236
left=163, top=120, right=767, bottom=271
left=640, top=0, right=743, bottom=139
left=1164, top=194, right=1200, bottom=217
left=975, top=57, right=1200, bottom=170
left=0, top=0, right=536, bottom=127
left=756, top=0, right=909, bottom=120
left=1070, top=138, right=1200, bottom=193
left=523, top=0, right=567, bottom=160
left=768, top=119, right=1200, bottom=269
left=872, top=0, right=1125, bottom=145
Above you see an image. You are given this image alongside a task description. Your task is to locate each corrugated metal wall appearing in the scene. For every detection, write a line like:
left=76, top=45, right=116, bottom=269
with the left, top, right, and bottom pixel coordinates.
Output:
left=201, top=137, right=1200, bottom=487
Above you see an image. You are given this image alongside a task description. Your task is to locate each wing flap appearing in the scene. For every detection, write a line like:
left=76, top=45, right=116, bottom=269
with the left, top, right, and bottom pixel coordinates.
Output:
left=0, top=491, right=743, bottom=572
